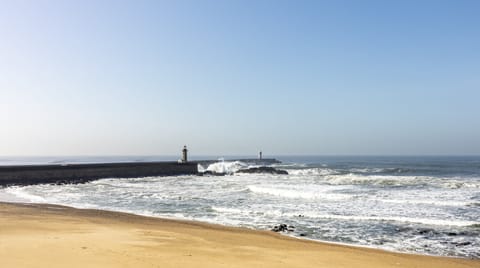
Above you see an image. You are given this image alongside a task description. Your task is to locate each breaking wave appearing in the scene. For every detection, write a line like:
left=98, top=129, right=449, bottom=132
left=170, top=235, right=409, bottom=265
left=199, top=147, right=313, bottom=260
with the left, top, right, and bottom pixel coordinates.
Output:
left=284, top=213, right=478, bottom=227
left=247, top=185, right=350, bottom=201
left=211, top=206, right=477, bottom=227
left=348, top=167, right=411, bottom=174
left=370, top=198, right=474, bottom=207
left=4, top=187, right=48, bottom=203
left=318, top=174, right=480, bottom=189
left=287, top=168, right=340, bottom=176
left=199, top=161, right=248, bottom=174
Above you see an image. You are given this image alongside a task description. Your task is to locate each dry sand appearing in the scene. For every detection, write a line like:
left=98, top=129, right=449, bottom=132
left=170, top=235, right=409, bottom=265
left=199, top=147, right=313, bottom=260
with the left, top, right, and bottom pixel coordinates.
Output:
left=0, top=202, right=478, bottom=268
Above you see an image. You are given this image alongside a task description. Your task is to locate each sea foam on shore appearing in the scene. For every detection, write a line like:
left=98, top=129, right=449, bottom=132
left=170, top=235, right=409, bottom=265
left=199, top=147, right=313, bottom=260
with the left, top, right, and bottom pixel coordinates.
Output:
left=1, top=156, right=479, bottom=258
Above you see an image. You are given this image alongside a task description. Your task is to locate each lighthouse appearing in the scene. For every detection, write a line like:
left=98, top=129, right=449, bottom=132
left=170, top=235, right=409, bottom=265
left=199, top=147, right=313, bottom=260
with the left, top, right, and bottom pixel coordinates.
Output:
left=181, top=145, right=188, bottom=163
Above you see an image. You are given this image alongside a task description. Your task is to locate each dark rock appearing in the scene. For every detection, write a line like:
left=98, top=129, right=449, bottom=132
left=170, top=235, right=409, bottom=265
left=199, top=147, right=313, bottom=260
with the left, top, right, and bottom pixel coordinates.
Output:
left=271, top=224, right=290, bottom=232
left=236, top=167, right=288, bottom=175
left=417, top=229, right=429, bottom=235
left=455, top=241, right=471, bottom=246
left=199, top=171, right=226, bottom=176
left=417, top=228, right=438, bottom=235
left=299, top=233, right=307, bottom=237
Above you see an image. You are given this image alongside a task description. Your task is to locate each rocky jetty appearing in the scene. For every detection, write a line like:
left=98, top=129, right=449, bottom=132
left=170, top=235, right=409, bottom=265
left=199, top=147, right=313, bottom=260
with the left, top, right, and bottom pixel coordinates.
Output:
left=0, top=162, right=198, bottom=187
left=198, top=170, right=226, bottom=176
left=235, top=166, right=288, bottom=175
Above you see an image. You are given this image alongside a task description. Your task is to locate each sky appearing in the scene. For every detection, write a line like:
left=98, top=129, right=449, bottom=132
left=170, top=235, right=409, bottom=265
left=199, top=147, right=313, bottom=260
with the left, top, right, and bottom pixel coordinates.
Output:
left=0, top=0, right=479, bottom=156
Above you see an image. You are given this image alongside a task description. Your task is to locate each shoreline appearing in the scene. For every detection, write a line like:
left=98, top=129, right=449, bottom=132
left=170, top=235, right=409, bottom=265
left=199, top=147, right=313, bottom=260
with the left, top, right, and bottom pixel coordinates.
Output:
left=1, top=198, right=475, bottom=259
left=1, top=202, right=478, bottom=267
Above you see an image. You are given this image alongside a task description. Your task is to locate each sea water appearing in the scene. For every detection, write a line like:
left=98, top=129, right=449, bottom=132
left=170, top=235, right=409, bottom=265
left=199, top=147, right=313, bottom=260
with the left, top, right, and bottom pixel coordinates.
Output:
left=0, top=156, right=479, bottom=258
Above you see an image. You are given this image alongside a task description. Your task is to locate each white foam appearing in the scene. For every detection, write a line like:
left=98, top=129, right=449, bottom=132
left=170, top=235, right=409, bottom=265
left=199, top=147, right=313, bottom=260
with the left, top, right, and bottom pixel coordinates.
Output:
left=4, top=187, right=48, bottom=203
left=372, top=198, right=472, bottom=207
left=322, top=174, right=423, bottom=186
left=271, top=163, right=307, bottom=168
left=289, top=213, right=477, bottom=227
left=197, top=164, right=206, bottom=173
left=288, top=168, right=340, bottom=176
left=205, top=161, right=247, bottom=174
left=212, top=206, right=247, bottom=214
left=211, top=206, right=285, bottom=220
left=356, top=174, right=476, bottom=189
left=247, top=185, right=350, bottom=201
left=348, top=167, right=403, bottom=173
left=440, top=180, right=480, bottom=189
left=0, top=189, right=28, bottom=202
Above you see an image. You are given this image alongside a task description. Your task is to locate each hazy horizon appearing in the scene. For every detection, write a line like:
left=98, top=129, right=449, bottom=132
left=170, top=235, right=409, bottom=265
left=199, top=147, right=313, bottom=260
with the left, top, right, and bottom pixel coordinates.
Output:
left=1, top=153, right=479, bottom=158
left=1, top=0, right=479, bottom=156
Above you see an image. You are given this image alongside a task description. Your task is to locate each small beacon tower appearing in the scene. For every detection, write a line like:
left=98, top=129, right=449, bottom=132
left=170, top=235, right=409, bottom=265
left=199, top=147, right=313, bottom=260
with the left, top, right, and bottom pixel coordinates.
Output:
left=181, top=145, right=188, bottom=163
left=259, top=151, right=263, bottom=160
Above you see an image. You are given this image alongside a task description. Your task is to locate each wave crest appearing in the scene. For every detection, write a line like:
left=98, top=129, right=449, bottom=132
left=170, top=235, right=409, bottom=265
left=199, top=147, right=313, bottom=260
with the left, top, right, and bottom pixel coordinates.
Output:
left=5, top=187, right=48, bottom=203
left=200, top=161, right=248, bottom=174
left=284, top=213, right=477, bottom=227
left=288, top=168, right=340, bottom=176
left=318, top=174, right=480, bottom=189
left=247, top=185, right=350, bottom=200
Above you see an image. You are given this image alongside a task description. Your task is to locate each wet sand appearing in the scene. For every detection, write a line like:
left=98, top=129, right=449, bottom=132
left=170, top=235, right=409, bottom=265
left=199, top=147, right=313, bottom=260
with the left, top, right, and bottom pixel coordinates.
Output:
left=0, top=202, right=478, bottom=268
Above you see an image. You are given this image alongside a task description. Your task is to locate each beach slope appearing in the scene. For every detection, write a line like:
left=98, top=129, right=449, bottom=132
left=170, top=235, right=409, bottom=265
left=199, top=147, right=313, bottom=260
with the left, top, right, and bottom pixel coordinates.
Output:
left=0, top=202, right=477, bottom=268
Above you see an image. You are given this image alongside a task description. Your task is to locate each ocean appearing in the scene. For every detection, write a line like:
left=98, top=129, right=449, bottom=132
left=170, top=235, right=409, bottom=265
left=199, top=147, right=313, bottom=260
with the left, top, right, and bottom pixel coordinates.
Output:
left=0, top=156, right=479, bottom=258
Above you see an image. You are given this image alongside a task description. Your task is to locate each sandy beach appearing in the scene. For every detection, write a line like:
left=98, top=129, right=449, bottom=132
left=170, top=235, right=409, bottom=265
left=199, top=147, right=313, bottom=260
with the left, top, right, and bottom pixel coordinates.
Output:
left=0, top=202, right=477, bottom=268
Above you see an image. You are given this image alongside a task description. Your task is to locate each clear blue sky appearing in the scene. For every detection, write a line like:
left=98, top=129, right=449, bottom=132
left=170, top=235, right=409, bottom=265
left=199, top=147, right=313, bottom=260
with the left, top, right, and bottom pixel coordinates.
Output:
left=1, top=0, right=479, bottom=156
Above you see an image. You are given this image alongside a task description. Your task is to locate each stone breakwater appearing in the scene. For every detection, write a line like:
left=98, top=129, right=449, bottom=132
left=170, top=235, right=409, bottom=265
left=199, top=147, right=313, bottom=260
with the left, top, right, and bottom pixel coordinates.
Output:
left=0, top=158, right=281, bottom=186
left=0, top=162, right=198, bottom=186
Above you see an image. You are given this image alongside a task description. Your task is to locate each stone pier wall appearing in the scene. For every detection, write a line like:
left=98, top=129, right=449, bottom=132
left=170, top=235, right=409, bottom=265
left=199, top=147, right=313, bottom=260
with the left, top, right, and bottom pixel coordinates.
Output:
left=0, top=162, right=198, bottom=186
